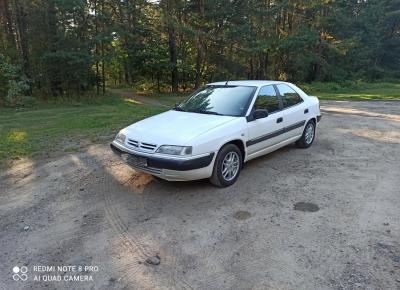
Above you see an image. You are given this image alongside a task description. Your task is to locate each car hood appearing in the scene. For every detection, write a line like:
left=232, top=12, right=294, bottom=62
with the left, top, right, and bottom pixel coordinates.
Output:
left=123, top=110, right=236, bottom=145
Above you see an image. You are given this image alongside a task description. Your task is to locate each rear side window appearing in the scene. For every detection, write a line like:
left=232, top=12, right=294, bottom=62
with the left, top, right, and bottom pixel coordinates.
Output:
left=277, top=84, right=303, bottom=108
left=254, top=85, right=280, bottom=114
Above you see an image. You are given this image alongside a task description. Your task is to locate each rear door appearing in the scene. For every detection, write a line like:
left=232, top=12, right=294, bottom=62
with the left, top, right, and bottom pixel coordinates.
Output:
left=246, top=85, right=284, bottom=155
left=276, top=83, right=307, bottom=140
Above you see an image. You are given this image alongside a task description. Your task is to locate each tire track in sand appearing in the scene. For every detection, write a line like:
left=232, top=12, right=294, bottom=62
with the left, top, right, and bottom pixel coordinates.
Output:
left=100, top=169, right=193, bottom=289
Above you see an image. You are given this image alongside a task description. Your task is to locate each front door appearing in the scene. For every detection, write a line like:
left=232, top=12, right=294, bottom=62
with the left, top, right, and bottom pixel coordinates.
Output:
left=246, top=85, right=284, bottom=155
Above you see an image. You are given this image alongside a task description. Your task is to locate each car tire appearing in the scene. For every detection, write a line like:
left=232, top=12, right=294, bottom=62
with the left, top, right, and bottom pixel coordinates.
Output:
left=296, top=119, right=316, bottom=148
left=209, top=144, right=242, bottom=188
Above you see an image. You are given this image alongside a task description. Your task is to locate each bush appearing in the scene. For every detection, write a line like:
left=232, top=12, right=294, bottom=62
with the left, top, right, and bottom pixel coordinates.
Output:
left=0, top=54, right=31, bottom=107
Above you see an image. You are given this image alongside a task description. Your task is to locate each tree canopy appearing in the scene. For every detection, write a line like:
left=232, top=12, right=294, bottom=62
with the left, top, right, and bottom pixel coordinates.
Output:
left=0, top=0, right=399, bottom=104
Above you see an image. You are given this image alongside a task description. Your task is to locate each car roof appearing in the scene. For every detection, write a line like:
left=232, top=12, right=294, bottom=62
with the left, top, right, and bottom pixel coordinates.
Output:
left=207, top=80, right=285, bottom=87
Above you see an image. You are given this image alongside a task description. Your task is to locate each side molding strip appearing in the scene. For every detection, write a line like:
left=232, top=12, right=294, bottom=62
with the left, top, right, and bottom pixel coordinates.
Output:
left=284, top=120, right=306, bottom=133
left=246, top=120, right=306, bottom=147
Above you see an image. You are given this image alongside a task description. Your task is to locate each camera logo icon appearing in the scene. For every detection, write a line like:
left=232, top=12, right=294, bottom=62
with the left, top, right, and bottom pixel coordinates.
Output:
left=12, top=266, right=28, bottom=281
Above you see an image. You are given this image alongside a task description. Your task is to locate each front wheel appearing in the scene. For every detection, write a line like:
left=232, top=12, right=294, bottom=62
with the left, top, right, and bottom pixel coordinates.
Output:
left=209, top=144, right=242, bottom=187
left=296, top=120, right=316, bottom=148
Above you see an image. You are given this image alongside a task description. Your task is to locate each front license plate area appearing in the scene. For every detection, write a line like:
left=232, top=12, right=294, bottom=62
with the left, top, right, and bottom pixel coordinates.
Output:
left=123, top=154, right=147, bottom=167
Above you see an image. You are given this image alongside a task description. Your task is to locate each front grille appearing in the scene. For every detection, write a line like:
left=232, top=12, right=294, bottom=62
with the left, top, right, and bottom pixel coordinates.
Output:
left=127, top=139, right=139, bottom=148
left=127, top=139, right=157, bottom=152
left=140, top=142, right=157, bottom=150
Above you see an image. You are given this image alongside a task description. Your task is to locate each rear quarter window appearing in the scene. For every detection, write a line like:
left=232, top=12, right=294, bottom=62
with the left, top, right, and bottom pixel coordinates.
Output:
left=277, top=84, right=303, bottom=108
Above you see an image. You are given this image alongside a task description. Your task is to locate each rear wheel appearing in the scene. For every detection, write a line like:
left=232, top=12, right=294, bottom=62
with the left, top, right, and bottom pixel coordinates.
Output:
left=296, top=120, right=316, bottom=148
left=209, top=144, right=242, bottom=187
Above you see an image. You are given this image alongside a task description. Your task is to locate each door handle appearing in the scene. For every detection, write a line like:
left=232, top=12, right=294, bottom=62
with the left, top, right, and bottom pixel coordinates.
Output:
left=304, top=108, right=309, bottom=114
left=276, top=117, right=283, bottom=123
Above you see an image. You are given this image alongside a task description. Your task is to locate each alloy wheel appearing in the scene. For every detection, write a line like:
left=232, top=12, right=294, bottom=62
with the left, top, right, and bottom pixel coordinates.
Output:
left=222, top=151, right=240, bottom=181
left=305, top=123, right=315, bottom=144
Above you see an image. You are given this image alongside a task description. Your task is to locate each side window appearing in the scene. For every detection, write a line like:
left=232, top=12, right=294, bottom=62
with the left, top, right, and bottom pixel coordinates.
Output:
left=277, top=84, right=303, bottom=108
left=254, top=85, right=280, bottom=114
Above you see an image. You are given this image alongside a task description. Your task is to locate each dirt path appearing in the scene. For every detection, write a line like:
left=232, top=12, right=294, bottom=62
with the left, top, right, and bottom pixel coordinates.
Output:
left=108, top=88, right=170, bottom=107
left=1, top=101, right=400, bottom=290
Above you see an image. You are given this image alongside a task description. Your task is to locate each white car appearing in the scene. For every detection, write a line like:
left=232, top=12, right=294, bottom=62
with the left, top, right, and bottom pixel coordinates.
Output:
left=111, top=80, right=321, bottom=187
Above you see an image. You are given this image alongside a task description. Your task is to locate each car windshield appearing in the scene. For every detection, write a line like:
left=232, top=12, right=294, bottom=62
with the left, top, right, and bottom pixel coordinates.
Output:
left=175, top=85, right=256, bottom=117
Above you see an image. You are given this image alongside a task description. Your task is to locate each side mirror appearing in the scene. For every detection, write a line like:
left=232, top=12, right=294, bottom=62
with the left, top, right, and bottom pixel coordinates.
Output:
left=253, top=109, right=268, bottom=120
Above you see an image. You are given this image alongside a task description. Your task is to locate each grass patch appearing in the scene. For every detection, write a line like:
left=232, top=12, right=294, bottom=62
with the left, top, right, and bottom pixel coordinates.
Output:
left=136, top=91, right=188, bottom=106
left=300, top=82, right=400, bottom=101
left=0, top=94, right=164, bottom=161
left=132, top=82, right=400, bottom=102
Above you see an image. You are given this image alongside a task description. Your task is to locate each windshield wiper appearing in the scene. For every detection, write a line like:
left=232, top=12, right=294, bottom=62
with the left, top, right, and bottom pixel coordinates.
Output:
left=173, top=104, right=186, bottom=112
left=187, top=109, right=223, bottom=116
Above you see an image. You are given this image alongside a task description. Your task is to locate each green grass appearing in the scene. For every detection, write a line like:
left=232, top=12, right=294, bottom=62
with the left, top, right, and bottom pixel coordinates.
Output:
left=137, top=91, right=188, bottom=106
left=136, top=82, right=400, bottom=102
left=0, top=94, right=164, bottom=161
left=300, top=82, right=400, bottom=101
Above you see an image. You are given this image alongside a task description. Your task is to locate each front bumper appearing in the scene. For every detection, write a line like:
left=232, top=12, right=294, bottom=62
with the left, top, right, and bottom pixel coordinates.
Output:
left=317, top=115, right=322, bottom=122
left=110, top=141, right=215, bottom=181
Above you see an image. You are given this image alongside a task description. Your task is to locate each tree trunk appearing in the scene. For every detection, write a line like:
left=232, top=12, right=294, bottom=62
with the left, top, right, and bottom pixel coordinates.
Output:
left=194, top=0, right=205, bottom=89
left=168, top=25, right=178, bottom=92
left=14, top=0, right=30, bottom=80
left=123, top=61, right=129, bottom=84
left=194, top=38, right=203, bottom=88
left=0, top=0, right=15, bottom=47
left=48, top=0, right=61, bottom=96
left=101, top=42, right=105, bottom=94
left=101, top=0, right=105, bottom=94
left=164, top=0, right=178, bottom=92
left=94, top=0, right=100, bottom=95
left=312, top=38, right=322, bottom=81
left=157, top=72, right=160, bottom=92
left=249, top=58, right=254, bottom=79
left=116, top=0, right=129, bottom=86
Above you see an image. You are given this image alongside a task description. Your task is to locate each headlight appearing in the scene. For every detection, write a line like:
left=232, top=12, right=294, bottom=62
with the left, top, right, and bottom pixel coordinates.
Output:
left=156, top=145, right=192, bottom=156
left=115, top=132, right=126, bottom=144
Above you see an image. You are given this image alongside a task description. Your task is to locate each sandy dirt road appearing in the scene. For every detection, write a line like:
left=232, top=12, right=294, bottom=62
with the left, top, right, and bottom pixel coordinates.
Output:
left=0, top=101, right=400, bottom=290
